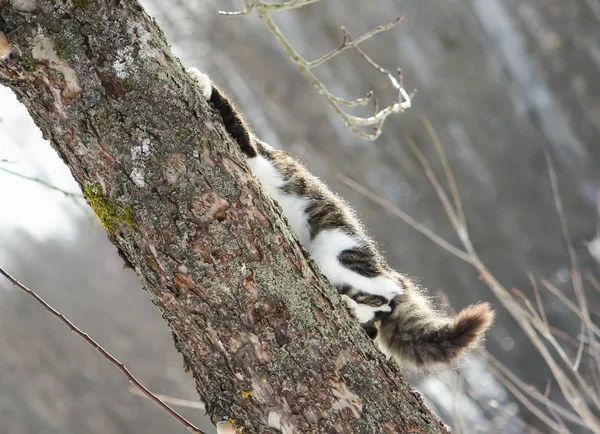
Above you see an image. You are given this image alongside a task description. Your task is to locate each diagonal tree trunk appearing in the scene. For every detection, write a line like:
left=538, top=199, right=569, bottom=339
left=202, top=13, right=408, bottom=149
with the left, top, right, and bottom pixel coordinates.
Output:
left=0, top=1, right=449, bottom=432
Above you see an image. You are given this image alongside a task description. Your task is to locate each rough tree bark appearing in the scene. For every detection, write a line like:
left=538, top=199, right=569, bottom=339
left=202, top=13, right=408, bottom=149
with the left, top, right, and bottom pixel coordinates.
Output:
left=0, top=1, right=449, bottom=432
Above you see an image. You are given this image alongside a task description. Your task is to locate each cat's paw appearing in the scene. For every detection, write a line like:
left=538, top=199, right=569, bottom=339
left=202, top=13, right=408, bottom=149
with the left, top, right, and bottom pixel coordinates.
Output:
left=187, top=67, right=212, bottom=100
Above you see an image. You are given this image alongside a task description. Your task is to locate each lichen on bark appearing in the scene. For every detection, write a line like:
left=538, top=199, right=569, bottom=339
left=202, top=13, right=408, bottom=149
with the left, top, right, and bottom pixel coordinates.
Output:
left=0, top=1, right=450, bottom=432
left=83, top=183, right=137, bottom=233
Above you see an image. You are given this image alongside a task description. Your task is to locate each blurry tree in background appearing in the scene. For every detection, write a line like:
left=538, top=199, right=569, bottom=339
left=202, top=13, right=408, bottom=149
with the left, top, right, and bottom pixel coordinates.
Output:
left=1, top=0, right=600, bottom=433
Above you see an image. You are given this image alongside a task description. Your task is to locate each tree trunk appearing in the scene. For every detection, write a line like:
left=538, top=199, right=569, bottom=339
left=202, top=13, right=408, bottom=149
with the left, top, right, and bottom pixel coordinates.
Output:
left=0, top=1, right=449, bottom=432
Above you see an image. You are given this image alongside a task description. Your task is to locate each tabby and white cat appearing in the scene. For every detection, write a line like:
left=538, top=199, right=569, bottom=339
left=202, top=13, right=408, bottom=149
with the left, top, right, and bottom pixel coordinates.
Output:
left=187, top=67, right=494, bottom=372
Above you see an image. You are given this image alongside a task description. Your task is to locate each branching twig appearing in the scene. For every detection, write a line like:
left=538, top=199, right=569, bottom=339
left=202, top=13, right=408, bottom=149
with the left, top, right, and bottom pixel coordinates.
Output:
left=0, top=266, right=205, bottom=434
left=310, top=16, right=403, bottom=69
left=540, top=279, right=600, bottom=338
left=330, top=90, right=373, bottom=108
left=219, top=0, right=412, bottom=140
left=483, top=351, right=581, bottom=433
left=511, top=287, right=600, bottom=409
left=339, top=120, right=600, bottom=431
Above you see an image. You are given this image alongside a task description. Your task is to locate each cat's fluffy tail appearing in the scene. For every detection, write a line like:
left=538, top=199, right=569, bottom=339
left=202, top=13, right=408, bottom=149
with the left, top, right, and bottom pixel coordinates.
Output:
left=375, top=287, right=494, bottom=371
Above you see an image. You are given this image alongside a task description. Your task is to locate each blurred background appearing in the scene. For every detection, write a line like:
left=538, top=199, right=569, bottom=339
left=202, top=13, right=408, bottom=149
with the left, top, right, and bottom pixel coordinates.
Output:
left=1, top=0, right=599, bottom=433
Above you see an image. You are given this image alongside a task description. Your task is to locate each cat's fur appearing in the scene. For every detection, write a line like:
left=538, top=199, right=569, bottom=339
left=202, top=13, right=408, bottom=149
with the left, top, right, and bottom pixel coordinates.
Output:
left=187, top=67, right=494, bottom=372
left=0, top=32, right=15, bottom=63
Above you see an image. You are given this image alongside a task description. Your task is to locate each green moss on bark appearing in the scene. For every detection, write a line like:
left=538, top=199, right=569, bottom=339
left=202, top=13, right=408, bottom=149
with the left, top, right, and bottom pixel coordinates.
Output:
left=83, top=183, right=136, bottom=233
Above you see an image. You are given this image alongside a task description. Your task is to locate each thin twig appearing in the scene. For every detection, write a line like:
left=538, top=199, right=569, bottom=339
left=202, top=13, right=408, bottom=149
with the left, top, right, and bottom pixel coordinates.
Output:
left=483, top=351, right=581, bottom=432
left=218, top=8, right=250, bottom=16
left=0, top=165, right=84, bottom=198
left=329, top=90, right=373, bottom=108
left=263, top=0, right=323, bottom=12
left=487, top=369, right=569, bottom=433
left=511, top=287, right=544, bottom=325
left=549, top=325, right=595, bottom=356
left=310, top=16, right=403, bottom=69
left=220, top=0, right=323, bottom=14
left=0, top=266, right=205, bottom=434
left=540, top=279, right=600, bottom=338
left=528, top=273, right=549, bottom=327
left=451, top=372, right=467, bottom=434
left=421, top=116, right=468, bottom=232
left=128, top=387, right=206, bottom=410
left=336, top=172, right=474, bottom=264
left=540, top=378, right=569, bottom=434
left=545, top=150, right=594, bottom=372
left=586, top=273, right=600, bottom=295
left=404, top=133, right=465, bottom=240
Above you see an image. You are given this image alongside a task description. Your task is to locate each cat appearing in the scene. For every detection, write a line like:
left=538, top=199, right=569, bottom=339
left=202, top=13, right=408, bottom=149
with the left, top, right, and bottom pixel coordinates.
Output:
left=187, top=67, right=494, bottom=372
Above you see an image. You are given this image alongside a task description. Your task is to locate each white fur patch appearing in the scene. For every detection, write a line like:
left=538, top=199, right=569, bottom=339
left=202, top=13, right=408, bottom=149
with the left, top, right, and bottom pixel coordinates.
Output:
left=187, top=67, right=212, bottom=100
left=342, top=295, right=384, bottom=323
left=248, top=156, right=311, bottom=246
left=309, top=229, right=402, bottom=321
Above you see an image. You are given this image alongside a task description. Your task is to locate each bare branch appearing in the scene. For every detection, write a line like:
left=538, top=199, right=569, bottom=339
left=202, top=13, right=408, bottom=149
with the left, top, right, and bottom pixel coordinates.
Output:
left=528, top=273, right=549, bottom=328
left=421, top=116, right=467, bottom=231
left=330, top=90, right=374, bottom=107
left=218, top=5, right=251, bottom=16
left=511, top=287, right=600, bottom=407
left=0, top=266, right=205, bottom=434
left=450, top=372, right=466, bottom=434
left=336, top=172, right=474, bottom=264
left=262, top=0, right=324, bottom=12
left=309, top=16, right=403, bottom=68
left=0, top=165, right=84, bottom=199
left=342, top=122, right=600, bottom=431
left=128, top=387, right=205, bottom=410
left=413, top=131, right=600, bottom=426
left=404, top=133, right=467, bottom=242
left=545, top=150, right=597, bottom=371
left=548, top=324, right=595, bottom=355
left=220, top=0, right=412, bottom=140
left=540, top=279, right=600, bottom=338
left=483, top=351, right=583, bottom=432
left=586, top=272, right=600, bottom=295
